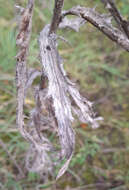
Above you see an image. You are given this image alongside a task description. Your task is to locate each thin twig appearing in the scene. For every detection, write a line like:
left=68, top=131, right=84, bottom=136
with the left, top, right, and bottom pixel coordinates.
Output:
left=101, top=147, right=129, bottom=153
left=65, top=182, right=111, bottom=190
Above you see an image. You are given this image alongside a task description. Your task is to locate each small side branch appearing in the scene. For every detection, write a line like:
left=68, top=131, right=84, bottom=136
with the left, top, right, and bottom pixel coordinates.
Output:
left=62, top=6, right=129, bottom=52
left=49, top=0, right=64, bottom=34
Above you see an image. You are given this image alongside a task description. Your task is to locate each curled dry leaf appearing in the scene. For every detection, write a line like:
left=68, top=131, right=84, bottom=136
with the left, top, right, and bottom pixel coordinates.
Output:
left=38, top=25, right=102, bottom=179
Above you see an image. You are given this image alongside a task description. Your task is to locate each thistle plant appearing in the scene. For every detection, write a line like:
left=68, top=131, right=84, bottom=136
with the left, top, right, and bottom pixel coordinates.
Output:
left=16, top=0, right=129, bottom=179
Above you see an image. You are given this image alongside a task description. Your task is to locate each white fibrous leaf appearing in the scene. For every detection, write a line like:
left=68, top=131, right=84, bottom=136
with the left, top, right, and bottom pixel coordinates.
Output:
left=59, top=17, right=86, bottom=32
left=38, top=24, right=102, bottom=178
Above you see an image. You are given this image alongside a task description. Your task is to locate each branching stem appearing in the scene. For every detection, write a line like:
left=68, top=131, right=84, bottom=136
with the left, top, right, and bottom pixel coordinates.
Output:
left=62, top=6, right=129, bottom=52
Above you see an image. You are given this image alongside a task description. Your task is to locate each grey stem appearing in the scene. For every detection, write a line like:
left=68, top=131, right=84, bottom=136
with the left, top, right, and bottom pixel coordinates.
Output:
left=16, top=0, right=35, bottom=138
left=49, top=0, right=64, bottom=34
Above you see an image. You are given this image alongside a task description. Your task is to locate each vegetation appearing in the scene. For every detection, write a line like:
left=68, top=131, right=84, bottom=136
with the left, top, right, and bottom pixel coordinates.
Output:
left=0, top=0, right=129, bottom=189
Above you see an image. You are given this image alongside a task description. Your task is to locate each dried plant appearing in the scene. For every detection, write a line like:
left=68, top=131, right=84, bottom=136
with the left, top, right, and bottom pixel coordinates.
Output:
left=15, top=0, right=129, bottom=179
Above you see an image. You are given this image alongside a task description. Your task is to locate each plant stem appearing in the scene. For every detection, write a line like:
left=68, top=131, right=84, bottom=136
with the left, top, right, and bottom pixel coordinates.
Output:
left=49, top=0, right=64, bottom=34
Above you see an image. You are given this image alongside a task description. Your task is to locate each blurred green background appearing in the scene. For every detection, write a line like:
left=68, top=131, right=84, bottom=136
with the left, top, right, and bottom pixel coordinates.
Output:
left=0, top=0, right=129, bottom=189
